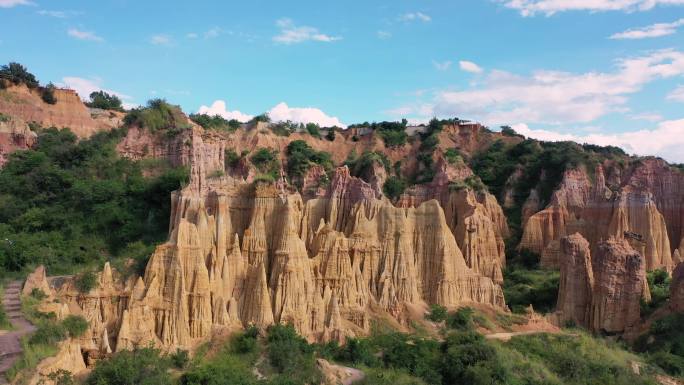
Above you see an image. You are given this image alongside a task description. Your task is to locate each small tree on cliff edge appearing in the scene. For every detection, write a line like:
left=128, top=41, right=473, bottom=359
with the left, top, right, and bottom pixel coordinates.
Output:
left=0, top=62, right=39, bottom=89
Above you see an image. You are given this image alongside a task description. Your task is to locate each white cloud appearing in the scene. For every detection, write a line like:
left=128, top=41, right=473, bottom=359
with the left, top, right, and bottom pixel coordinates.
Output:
left=197, top=100, right=254, bottom=122
left=67, top=28, right=103, bottom=42
left=611, top=18, right=684, bottom=39
left=499, top=0, right=684, bottom=16
left=38, top=10, right=80, bottom=18
left=204, top=27, right=221, bottom=39
left=630, top=112, right=663, bottom=121
left=511, top=119, right=684, bottom=163
left=59, top=77, right=136, bottom=109
left=268, top=102, right=346, bottom=127
left=150, top=34, right=172, bottom=46
left=273, top=18, right=341, bottom=44
left=186, top=32, right=198, bottom=39
left=404, top=49, right=684, bottom=126
left=433, top=60, right=452, bottom=71
left=667, top=85, right=684, bottom=102
left=398, top=12, right=431, bottom=22
left=459, top=60, right=484, bottom=74
left=377, top=30, right=392, bottom=39
left=0, top=0, right=32, bottom=8
left=196, top=100, right=346, bottom=127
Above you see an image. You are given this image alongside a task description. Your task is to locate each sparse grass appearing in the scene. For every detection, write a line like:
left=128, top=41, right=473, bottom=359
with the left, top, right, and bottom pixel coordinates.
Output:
left=0, top=284, right=11, bottom=330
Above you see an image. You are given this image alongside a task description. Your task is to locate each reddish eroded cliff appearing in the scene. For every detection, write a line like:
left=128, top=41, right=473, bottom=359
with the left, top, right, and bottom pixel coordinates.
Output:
left=0, top=84, right=123, bottom=137
left=556, top=234, right=648, bottom=333
left=0, top=114, right=36, bottom=165
left=522, top=159, right=682, bottom=272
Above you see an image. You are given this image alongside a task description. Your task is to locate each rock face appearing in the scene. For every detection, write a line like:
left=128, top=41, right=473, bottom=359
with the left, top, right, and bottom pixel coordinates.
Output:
left=22, top=265, right=52, bottom=297
left=556, top=234, right=648, bottom=333
left=556, top=233, right=593, bottom=328
left=521, top=160, right=681, bottom=272
left=0, top=84, right=122, bottom=138
left=670, top=262, right=684, bottom=313
left=0, top=114, right=36, bottom=166
left=55, top=161, right=505, bottom=353
left=590, top=237, right=647, bottom=333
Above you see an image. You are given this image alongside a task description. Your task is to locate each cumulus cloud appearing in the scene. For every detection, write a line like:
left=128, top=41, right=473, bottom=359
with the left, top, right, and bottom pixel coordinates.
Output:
left=511, top=119, right=684, bottom=163
left=667, top=85, right=684, bottom=102
left=0, top=0, right=33, bottom=8
left=611, top=18, right=684, bottom=39
left=398, top=12, right=431, bottom=22
left=150, top=34, right=172, bottom=46
left=273, top=18, right=341, bottom=44
left=59, top=77, right=136, bottom=109
left=196, top=100, right=346, bottom=127
left=402, top=49, right=684, bottom=126
left=197, top=100, right=254, bottom=122
left=267, top=102, right=346, bottom=127
left=499, top=0, right=684, bottom=16
left=433, top=60, right=452, bottom=71
left=67, top=28, right=104, bottom=42
left=459, top=60, right=484, bottom=74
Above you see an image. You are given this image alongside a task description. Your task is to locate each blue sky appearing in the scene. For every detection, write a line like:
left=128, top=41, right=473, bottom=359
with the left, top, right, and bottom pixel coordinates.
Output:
left=1, top=0, right=684, bottom=160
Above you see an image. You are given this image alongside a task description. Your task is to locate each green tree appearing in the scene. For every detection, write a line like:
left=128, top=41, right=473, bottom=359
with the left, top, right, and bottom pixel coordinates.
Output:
left=87, top=91, right=123, bottom=111
left=41, top=82, right=57, bottom=105
left=0, top=62, right=39, bottom=88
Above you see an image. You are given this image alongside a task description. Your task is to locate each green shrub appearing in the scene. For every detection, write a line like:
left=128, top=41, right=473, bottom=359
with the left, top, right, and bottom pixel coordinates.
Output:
left=74, top=270, right=98, bottom=293
left=383, top=176, right=406, bottom=200
left=181, top=354, right=256, bottom=385
left=446, top=307, right=475, bottom=331
left=225, top=149, right=245, bottom=169
left=266, top=324, right=320, bottom=383
left=41, top=83, right=57, bottom=105
left=62, top=315, right=88, bottom=338
left=189, top=113, right=239, bottom=132
left=305, top=123, right=321, bottom=138
left=335, top=337, right=378, bottom=367
left=325, top=129, right=336, bottom=141
left=0, top=62, right=39, bottom=89
left=357, top=367, right=427, bottom=385
left=124, top=99, right=190, bottom=134
left=45, top=369, right=75, bottom=385
left=444, top=148, right=462, bottom=165
left=208, top=169, right=225, bottom=179
left=29, top=321, right=66, bottom=345
left=426, top=304, right=448, bottom=322
left=503, top=267, right=559, bottom=313
left=641, top=268, right=670, bottom=316
left=86, top=91, right=124, bottom=111
left=285, top=140, right=333, bottom=184
left=232, top=326, right=258, bottom=354
left=170, top=349, right=190, bottom=369
left=86, top=347, right=171, bottom=385
left=30, top=288, right=47, bottom=300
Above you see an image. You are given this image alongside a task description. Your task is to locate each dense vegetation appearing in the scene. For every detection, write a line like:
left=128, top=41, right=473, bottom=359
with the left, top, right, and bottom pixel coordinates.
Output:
left=86, top=91, right=124, bottom=112
left=285, top=140, right=333, bottom=186
left=250, top=147, right=280, bottom=182
left=124, top=99, right=191, bottom=136
left=635, top=313, right=684, bottom=377
left=0, top=127, right=188, bottom=278
left=641, top=269, right=671, bottom=316
left=189, top=113, right=240, bottom=132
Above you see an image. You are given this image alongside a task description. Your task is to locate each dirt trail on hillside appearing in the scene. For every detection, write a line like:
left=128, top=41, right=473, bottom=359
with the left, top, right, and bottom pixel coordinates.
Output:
left=0, top=281, right=35, bottom=385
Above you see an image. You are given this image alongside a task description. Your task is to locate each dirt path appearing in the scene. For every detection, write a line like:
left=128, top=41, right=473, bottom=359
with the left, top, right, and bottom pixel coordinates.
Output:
left=485, top=330, right=557, bottom=342
left=0, top=281, right=35, bottom=385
